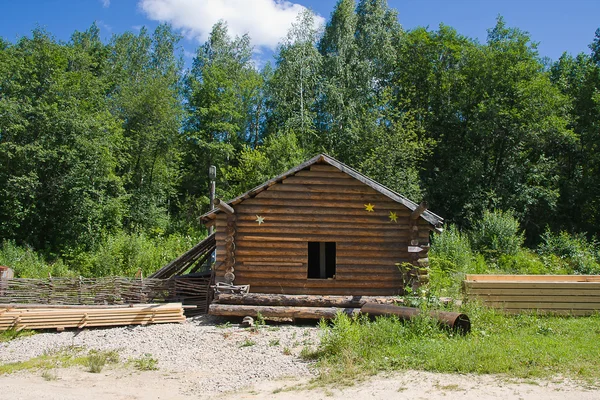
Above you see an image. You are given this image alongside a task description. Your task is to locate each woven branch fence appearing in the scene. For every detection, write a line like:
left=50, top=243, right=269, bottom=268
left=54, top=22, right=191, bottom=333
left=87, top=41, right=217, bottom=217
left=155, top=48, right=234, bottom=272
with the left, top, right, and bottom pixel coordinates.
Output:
left=0, top=276, right=213, bottom=313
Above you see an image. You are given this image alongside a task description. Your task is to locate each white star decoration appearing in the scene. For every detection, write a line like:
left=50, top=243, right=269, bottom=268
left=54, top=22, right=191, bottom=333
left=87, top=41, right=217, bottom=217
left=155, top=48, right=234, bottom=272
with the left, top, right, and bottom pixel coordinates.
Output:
left=255, top=215, right=265, bottom=225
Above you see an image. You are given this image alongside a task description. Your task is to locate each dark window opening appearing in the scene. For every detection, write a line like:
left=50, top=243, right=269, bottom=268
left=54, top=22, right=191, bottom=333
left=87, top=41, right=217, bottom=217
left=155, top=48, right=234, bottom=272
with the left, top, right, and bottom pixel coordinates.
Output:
left=308, top=242, right=336, bottom=279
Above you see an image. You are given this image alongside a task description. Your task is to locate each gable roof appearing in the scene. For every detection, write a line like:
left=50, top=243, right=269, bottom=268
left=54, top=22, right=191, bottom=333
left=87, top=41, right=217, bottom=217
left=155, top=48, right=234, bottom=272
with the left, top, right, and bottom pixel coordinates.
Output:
left=200, top=154, right=444, bottom=228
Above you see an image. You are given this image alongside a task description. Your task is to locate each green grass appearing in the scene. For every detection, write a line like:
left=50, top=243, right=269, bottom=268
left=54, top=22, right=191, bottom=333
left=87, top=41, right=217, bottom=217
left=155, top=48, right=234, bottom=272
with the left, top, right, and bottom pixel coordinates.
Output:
left=239, top=339, right=256, bottom=348
left=0, top=347, right=120, bottom=375
left=0, top=329, right=36, bottom=343
left=131, top=354, right=159, bottom=371
left=309, top=304, right=600, bottom=385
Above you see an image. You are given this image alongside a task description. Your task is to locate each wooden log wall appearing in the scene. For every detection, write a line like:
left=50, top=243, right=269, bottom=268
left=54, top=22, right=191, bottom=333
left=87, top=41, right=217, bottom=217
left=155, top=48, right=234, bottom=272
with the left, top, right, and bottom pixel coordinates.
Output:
left=464, top=274, right=600, bottom=316
left=214, top=163, right=431, bottom=296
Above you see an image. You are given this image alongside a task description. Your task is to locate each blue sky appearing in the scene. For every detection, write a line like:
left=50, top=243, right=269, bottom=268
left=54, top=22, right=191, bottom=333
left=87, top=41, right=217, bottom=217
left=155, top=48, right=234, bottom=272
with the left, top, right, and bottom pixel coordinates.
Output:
left=1, top=0, right=599, bottom=66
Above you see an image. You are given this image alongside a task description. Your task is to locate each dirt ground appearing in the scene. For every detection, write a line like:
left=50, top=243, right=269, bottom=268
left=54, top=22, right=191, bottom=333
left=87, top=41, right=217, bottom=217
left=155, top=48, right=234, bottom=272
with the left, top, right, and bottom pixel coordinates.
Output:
left=2, top=367, right=598, bottom=400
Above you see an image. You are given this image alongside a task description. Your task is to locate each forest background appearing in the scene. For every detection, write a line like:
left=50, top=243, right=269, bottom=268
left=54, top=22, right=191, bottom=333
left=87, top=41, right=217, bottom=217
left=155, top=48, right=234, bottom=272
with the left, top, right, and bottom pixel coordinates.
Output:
left=2, top=0, right=600, bottom=281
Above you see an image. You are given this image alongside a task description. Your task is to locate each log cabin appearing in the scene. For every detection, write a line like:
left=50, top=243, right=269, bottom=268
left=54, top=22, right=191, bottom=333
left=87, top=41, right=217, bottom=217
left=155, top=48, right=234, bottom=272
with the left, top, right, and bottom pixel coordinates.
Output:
left=200, top=154, right=443, bottom=297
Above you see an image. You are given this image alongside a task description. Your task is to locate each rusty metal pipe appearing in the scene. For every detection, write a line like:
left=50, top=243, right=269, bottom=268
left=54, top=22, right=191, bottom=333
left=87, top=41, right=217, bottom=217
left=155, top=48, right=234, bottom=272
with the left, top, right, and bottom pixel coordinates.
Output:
left=361, top=303, right=471, bottom=335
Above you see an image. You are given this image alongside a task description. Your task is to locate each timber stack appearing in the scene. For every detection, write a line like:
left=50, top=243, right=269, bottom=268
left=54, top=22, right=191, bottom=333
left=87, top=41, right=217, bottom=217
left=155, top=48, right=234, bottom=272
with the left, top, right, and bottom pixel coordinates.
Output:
left=0, top=303, right=185, bottom=331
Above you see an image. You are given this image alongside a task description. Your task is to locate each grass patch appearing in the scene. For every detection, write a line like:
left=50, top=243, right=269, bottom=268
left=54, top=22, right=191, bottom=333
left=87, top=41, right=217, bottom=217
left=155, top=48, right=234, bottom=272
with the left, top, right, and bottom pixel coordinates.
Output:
left=309, top=305, right=600, bottom=385
left=0, top=347, right=120, bottom=375
left=131, top=354, right=159, bottom=371
left=0, top=329, right=36, bottom=343
left=239, top=339, right=256, bottom=348
left=41, top=369, right=58, bottom=381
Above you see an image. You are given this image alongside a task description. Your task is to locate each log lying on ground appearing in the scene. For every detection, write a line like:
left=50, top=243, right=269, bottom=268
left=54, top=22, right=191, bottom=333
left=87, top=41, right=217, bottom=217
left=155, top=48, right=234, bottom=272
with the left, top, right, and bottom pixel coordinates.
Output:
left=0, top=303, right=185, bottom=331
left=213, top=293, right=400, bottom=308
left=361, top=302, right=470, bottom=334
left=208, top=303, right=360, bottom=319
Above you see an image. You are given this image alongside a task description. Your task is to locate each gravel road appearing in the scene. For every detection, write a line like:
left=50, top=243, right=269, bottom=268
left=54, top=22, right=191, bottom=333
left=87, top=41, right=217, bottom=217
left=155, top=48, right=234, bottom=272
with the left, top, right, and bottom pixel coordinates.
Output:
left=0, top=316, right=320, bottom=395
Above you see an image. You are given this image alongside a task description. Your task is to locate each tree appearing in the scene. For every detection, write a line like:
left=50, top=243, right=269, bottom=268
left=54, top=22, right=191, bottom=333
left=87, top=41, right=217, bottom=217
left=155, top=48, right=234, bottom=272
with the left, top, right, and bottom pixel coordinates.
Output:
left=0, top=27, right=125, bottom=251
left=108, top=25, right=184, bottom=234
left=268, top=9, right=322, bottom=149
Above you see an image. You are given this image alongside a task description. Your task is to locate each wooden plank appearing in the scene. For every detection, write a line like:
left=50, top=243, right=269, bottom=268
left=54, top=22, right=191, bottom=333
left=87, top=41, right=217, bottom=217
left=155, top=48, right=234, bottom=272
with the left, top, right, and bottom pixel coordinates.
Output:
left=465, top=288, right=600, bottom=296
left=266, top=184, right=379, bottom=195
left=464, top=282, right=600, bottom=290
left=485, top=301, right=600, bottom=310
left=466, top=275, right=600, bottom=282
left=309, top=164, right=343, bottom=172
left=282, top=176, right=365, bottom=186
left=472, top=295, right=600, bottom=303
left=293, top=170, right=352, bottom=179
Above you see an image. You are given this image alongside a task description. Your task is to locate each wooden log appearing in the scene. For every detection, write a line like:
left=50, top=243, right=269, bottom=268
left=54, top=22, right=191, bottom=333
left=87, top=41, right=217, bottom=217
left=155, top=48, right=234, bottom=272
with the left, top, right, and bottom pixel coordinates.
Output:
left=410, top=201, right=428, bottom=220
left=214, top=199, right=235, bottom=215
left=208, top=303, right=360, bottom=319
left=361, top=303, right=470, bottom=334
left=213, top=293, right=400, bottom=307
left=247, top=286, right=402, bottom=296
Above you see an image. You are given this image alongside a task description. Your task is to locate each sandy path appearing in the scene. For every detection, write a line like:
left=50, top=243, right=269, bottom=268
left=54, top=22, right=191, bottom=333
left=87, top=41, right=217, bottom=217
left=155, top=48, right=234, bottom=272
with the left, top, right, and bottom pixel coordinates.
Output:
left=2, top=368, right=598, bottom=400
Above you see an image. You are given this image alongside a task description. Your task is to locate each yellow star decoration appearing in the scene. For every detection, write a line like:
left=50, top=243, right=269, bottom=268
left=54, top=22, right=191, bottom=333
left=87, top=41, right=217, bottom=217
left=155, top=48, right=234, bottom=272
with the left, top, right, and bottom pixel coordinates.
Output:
left=364, top=203, right=375, bottom=212
left=389, top=211, right=398, bottom=223
left=255, top=215, right=265, bottom=225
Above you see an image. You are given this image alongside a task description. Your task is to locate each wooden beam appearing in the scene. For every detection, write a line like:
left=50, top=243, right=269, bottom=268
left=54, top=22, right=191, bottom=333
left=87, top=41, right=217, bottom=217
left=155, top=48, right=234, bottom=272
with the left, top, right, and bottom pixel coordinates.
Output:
left=214, top=198, right=235, bottom=215
left=208, top=303, right=360, bottom=319
left=213, top=293, right=400, bottom=308
left=410, top=201, right=429, bottom=220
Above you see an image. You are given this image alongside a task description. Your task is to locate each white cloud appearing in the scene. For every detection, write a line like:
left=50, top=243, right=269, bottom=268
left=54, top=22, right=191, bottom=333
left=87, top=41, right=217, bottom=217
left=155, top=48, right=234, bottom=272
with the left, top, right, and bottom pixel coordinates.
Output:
left=101, top=0, right=110, bottom=8
left=138, top=0, right=324, bottom=50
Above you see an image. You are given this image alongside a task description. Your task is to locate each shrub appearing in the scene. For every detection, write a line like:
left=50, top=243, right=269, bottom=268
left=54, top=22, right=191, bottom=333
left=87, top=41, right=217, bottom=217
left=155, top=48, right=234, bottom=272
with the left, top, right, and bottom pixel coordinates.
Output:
left=470, top=209, right=524, bottom=260
left=0, top=240, right=73, bottom=278
left=537, top=230, right=600, bottom=274
left=66, top=231, right=199, bottom=277
left=497, top=249, right=560, bottom=274
left=133, top=354, right=159, bottom=371
left=429, top=225, right=487, bottom=297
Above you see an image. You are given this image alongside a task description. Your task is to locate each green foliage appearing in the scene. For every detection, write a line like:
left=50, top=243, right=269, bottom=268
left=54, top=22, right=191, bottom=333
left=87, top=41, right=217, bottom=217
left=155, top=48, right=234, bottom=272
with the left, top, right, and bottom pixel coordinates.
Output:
left=0, top=240, right=73, bottom=278
left=0, top=328, right=36, bottom=343
left=65, top=232, right=199, bottom=277
left=0, top=232, right=198, bottom=278
left=2, top=10, right=600, bottom=274
left=132, top=354, right=159, bottom=371
left=86, top=350, right=120, bottom=373
left=311, top=309, right=600, bottom=384
left=470, top=210, right=525, bottom=260
left=537, top=230, right=600, bottom=274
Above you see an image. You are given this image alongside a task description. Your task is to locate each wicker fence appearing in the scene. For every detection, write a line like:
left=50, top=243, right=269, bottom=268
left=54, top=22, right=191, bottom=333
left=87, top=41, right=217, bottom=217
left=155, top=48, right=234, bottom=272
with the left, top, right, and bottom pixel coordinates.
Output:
left=0, top=275, right=213, bottom=313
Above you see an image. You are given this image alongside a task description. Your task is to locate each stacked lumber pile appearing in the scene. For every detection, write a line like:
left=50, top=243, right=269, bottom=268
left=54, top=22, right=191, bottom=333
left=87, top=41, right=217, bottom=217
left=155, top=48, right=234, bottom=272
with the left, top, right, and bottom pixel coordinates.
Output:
left=0, top=303, right=185, bottom=331
left=464, top=274, right=600, bottom=316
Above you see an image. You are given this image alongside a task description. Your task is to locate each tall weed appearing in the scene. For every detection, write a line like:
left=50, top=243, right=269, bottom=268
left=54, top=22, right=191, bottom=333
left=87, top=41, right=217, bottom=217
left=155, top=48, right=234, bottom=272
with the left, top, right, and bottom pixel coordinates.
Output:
left=470, top=209, right=524, bottom=260
left=537, top=230, right=600, bottom=274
